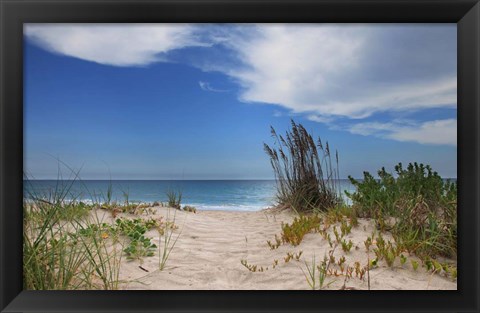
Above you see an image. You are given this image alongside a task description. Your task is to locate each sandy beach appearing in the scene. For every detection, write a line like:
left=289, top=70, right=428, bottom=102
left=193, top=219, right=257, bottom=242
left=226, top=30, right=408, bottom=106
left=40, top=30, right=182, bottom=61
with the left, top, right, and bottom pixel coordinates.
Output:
left=22, top=23, right=459, bottom=295
left=88, top=206, right=457, bottom=290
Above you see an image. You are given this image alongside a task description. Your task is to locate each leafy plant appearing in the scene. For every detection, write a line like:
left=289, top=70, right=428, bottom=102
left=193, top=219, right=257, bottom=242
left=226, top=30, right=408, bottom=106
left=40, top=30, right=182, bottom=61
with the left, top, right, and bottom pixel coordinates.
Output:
left=267, top=234, right=282, bottom=250
left=280, top=215, right=321, bottom=246
left=340, top=218, right=353, bottom=237
left=364, top=237, right=373, bottom=251
left=372, top=234, right=401, bottom=268
left=115, top=218, right=158, bottom=261
left=347, top=162, right=457, bottom=259
left=284, top=251, right=303, bottom=263
left=341, top=239, right=353, bottom=253
left=411, top=259, right=419, bottom=271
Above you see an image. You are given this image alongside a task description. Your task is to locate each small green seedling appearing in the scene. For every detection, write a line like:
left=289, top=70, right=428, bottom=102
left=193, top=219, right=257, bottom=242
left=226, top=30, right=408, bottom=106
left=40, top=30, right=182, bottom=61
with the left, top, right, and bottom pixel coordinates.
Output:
left=411, top=259, right=419, bottom=271
left=333, top=226, right=341, bottom=243
left=341, top=239, right=353, bottom=253
left=364, top=237, right=372, bottom=251
left=385, top=250, right=395, bottom=267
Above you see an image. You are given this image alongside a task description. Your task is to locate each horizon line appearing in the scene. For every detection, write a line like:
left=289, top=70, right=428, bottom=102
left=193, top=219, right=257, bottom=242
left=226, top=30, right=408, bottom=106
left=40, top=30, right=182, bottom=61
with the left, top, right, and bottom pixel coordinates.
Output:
left=23, top=177, right=458, bottom=181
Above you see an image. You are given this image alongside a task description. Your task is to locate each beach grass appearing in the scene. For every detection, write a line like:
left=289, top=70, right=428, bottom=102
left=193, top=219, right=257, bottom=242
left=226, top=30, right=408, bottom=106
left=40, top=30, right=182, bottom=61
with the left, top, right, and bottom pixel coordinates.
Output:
left=166, top=190, right=182, bottom=210
left=158, top=209, right=182, bottom=271
left=264, top=120, right=342, bottom=213
left=23, top=195, right=124, bottom=290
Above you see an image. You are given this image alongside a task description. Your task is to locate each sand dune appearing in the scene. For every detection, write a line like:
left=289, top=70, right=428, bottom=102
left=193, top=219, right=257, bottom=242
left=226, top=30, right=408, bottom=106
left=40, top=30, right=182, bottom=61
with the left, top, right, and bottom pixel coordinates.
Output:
left=92, top=207, right=457, bottom=290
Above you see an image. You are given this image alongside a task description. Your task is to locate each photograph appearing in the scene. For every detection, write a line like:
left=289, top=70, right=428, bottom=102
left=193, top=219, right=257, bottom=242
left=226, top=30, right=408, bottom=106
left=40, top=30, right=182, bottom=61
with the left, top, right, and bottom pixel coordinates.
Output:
left=23, top=23, right=457, bottom=290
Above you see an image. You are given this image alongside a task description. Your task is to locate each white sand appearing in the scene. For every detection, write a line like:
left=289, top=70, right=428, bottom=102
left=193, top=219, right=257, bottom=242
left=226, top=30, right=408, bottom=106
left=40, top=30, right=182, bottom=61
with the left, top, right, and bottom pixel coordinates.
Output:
left=92, top=207, right=457, bottom=290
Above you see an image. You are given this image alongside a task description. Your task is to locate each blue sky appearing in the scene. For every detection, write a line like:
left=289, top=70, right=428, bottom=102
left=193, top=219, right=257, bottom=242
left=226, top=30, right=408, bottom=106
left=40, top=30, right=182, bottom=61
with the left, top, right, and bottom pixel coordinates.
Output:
left=24, top=24, right=457, bottom=179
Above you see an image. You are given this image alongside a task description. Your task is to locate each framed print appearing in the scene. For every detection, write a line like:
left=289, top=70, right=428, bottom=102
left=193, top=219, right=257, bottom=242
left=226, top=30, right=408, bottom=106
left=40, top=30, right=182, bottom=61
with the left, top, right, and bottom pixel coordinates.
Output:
left=1, top=0, right=479, bottom=312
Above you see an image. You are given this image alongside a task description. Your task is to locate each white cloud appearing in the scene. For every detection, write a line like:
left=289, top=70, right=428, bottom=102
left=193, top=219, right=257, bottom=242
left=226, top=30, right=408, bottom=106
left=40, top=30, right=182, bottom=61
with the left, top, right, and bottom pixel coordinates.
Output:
left=348, top=119, right=457, bottom=146
left=218, top=24, right=456, bottom=120
left=198, top=81, right=229, bottom=92
left=25, top=24, right=457, bottom=146
left=273, top=110, right=283, bottom=117
left=318, top=77, right=456, bottom=118
left=389, top=119, right=457, bottom=146
left=24, top=23, right=206, bottom=66
left=223, top=25, right=364, bottom=107
left=306, top=114, right=334, bottom=124
left=348, top=121, right=399, bottom=136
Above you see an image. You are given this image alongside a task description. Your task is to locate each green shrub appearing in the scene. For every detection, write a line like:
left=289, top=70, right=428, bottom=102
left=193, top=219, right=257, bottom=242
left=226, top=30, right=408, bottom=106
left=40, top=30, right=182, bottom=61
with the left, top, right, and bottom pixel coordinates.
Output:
left=347, top=162, right=455, bottom=217
left=347, top=162, right=457, bottom=258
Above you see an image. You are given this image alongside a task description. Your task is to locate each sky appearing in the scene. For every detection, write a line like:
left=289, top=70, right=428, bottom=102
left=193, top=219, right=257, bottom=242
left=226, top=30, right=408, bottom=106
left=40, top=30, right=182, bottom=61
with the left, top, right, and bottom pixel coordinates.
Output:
left=23, top=23, right=457, bottom=180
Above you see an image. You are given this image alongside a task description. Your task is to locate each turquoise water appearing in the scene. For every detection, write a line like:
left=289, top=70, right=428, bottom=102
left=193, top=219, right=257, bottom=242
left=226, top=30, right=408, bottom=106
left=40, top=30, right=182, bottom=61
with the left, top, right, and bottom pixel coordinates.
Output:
left=24, top=180, right=357, bottom=211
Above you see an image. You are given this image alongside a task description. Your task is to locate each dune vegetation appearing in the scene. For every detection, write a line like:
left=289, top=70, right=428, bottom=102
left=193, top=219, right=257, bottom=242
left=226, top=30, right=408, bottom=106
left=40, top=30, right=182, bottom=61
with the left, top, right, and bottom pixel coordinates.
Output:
left=259, top=120, right=457, bottom=289
left=23, top=179, right=186, bottom=290
left=23, top=120, right=457, bottom=290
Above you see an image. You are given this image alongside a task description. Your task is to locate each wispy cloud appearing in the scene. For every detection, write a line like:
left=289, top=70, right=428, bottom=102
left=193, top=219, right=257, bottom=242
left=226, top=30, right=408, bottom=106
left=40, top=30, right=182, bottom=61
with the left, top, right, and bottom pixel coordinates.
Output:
left=273, top=110, right=284, bottom=117
left=347, top=119, right=457, bottom=146
left=24, top=23, right=207, bottom=66
left=306, top=114, right=335, bottom=124
left=311, top=77, right=457, bottom=119
left=198, top=81, right=229, bottom=92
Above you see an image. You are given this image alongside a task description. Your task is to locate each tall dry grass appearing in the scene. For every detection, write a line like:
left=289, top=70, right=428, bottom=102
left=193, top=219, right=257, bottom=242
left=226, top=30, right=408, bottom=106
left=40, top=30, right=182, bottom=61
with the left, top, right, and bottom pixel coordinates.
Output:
left=264, top=120, right=342, bottom=213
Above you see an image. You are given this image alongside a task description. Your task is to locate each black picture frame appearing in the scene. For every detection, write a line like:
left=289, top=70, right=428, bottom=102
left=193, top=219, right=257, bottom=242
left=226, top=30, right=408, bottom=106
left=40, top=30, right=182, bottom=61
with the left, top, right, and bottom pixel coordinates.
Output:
left=1, top=0, right=479, bottom=312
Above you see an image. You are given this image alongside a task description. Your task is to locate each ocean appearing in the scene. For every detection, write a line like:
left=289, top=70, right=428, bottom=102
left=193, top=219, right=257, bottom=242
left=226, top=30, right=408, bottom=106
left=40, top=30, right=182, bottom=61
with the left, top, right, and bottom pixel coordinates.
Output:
left=23, top=179, right=357, bottom=211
